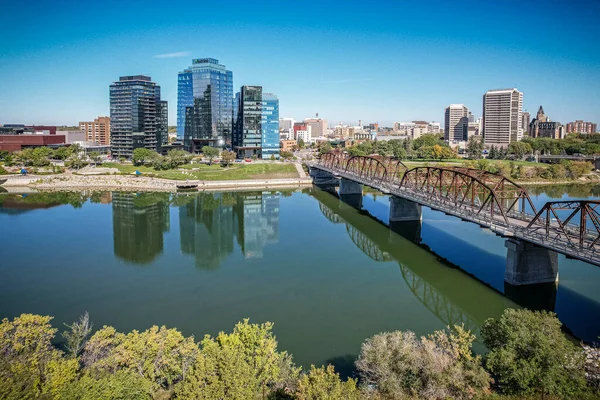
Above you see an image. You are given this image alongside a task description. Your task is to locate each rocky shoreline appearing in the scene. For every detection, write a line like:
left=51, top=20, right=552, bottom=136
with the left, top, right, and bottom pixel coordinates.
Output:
left=9, top=174, right=313, bottom=192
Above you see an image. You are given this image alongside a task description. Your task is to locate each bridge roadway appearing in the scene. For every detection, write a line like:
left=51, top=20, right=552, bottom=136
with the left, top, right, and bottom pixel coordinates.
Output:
left=308, top=161, right=600, bottom=267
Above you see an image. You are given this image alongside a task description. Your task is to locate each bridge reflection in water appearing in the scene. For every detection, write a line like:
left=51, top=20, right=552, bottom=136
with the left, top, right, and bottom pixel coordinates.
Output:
left=311, top=186, right=516, bottom=343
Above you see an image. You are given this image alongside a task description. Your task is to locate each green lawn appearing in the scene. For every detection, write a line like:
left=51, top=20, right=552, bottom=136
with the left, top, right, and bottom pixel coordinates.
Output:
left=101, top=162, right=299, bottom=181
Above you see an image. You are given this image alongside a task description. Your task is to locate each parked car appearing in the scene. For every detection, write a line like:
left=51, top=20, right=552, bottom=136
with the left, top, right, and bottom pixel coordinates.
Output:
left=245, top=158, right=252, bottom=162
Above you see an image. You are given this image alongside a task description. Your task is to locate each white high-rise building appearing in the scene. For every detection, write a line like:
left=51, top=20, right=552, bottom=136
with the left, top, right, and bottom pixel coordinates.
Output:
left=444, top=104, right=469, bottom=142
left=279, top=118, right=294, bottom=131
left=482, top=88, right=523, bottom=147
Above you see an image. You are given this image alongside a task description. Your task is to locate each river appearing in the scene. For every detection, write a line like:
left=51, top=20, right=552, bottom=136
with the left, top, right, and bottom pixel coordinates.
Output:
left=0, top=184, right=599, bottom=377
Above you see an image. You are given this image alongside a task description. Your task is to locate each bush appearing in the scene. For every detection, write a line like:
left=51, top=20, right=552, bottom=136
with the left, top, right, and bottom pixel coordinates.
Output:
left=481, top=309, right=587, bottom=397
left=548, top=164, right=567, bottom=179
left=356, top=325, right=490, bottom=399
left=0, top=165, right=7, bottom=175
left=295, top=365, right=360, bottom=400
left=567, top=161, right=594, bottom=179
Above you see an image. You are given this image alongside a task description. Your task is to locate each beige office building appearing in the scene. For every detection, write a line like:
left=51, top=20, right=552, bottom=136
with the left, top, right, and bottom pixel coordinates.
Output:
left=444, top=105, right=469, bottom=142
left=482, top=88, right=523, bottom=147
left=79, top=116, right=111, bottom=145
left=304, top=118, right=327, bottom=139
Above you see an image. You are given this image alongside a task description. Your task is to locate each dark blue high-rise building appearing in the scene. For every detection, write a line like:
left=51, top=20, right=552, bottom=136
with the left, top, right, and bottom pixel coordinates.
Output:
left=177, top=58, right=233, bottom=153
left=110, top=75, right=164, bottom=159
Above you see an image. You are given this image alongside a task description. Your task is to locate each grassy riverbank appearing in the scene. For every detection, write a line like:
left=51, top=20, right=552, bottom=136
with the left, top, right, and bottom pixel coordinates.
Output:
left=101, top=162, right=299, bottom=180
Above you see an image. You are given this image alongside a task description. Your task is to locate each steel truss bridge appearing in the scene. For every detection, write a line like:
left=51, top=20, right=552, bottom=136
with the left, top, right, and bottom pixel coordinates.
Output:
left=309, top=152, right=600, bottom=266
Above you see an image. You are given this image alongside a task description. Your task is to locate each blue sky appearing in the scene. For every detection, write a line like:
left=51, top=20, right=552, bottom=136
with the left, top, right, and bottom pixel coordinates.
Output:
left=1, top=0, right=599, bottom=127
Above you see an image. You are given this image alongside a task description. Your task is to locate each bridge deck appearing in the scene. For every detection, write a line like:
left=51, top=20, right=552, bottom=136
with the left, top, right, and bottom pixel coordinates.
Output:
left=309, top=163, right=600, bottom=267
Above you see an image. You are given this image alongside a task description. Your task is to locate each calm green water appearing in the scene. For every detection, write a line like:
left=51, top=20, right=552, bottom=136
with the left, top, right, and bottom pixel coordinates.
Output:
left=1, top=185, right=600, bottom=376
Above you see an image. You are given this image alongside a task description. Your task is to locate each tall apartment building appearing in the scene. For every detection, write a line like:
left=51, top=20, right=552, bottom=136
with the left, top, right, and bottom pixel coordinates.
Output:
left=177, top=58, right=233, bottom=152
left=157, top=101, right=168, bottom=151
left=482, top=88, right=523, bottom=147
left=304, top=118, right=327, bottom=139
left=233, top=86, right=280, bottom=159
left=566, top=120, right=597, bottom=134
left=522, top=111, right=531, bottom=134
left=79, top=116, right=110, bottom=145
left=109, top=76, right=163, bottom=158
left=444, top=104, right=469, bottom=142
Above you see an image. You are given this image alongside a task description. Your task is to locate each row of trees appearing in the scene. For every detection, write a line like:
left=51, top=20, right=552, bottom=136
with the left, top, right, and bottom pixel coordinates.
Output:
left=0, top=145, right=97, bottom=170
left=463, top=158, right=594, bottom=181
left=343, top=134, right=458, bottom=161
left=1, top=308, right=598, bottom=399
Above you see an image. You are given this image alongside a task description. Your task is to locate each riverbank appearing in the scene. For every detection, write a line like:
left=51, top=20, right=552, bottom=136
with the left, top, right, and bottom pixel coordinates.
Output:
left=4, top=174, right=313, bottom=192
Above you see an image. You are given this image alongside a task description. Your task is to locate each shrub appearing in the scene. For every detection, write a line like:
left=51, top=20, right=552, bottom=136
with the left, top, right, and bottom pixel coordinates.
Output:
left=356, top=325, right=490, bottom=399
left=295, top=365, right=360, bottom=400
left=481, top=309, right=587, bottom=397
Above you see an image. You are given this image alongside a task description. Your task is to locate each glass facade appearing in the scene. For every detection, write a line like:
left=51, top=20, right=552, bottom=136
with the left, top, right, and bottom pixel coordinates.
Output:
left=177, top=58, right=233, bottom=153
left=233, top=86, right=280, bottom=159
left=261, top=93, right=280, bottom=159
left=109, top=75, right=162, bottom=159
left=157, top=100, right=168, bottom=152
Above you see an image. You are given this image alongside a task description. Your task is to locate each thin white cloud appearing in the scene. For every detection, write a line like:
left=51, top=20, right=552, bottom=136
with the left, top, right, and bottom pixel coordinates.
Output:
left=324, top=78, right=372, bottom=84
left=153, top=51, right=191, bottom=59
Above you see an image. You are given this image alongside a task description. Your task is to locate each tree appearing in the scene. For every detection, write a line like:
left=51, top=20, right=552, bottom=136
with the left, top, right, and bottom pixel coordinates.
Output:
left=295, top=365, right=360, bottom=400
left=508, top=141, right=533, bottom=159
left=168, top=149, right=192, bottom=167
left=0, top=314, right=78, bottom=399
left=64, top=370, right=153, bottom=400
left=318, top=141, right=332, bottom=155
left=132, top=148, right=155, bottom=166
left=202, top=146, right=220, bottom=166
left=373, top=140, right=391, bottom=156
left=297, top=138, right=305, bottom=148
left=481, top=308, right=586, bottom=398
left=221, top=150, right=236, bottom=167
left=467, top=136, right=484, bottom=159
left=413, top=133, right=444, bottom=150
left=88, top=151, right=101, bottom=167
left=53, top=146, right=71, bottom=161
left=175, top=319, right=297, bottom=400
left=62, top=311, right=93, bottom=358
left=280, top=151, right=293, bottom=161
left=356, top=325, right=490, bottom=399
left=65, top=152, right=88, bottom=170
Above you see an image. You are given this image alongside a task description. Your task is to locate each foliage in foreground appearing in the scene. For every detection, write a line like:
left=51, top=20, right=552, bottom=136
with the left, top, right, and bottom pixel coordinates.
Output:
left=356, top=325, right=490, bottom=399
left=481, top=308, right=587, bottom=398
left=1, top=309, right=599, bottom=399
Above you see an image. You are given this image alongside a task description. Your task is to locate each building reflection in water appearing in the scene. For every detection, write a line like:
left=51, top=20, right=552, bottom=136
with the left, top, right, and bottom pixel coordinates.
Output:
left=178, top=191, right=280, bottom=268
left=112, top=192, right=171, bottom=264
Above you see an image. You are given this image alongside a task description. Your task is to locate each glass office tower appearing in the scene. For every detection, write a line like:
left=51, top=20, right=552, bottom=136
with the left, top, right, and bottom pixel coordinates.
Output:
left=110, top=75, right=162, bottom=159
left=261, top=93, right=280, bottom=159
left=177, top=58, right=233, bottom=153
left=233, top=86, right=280, bottom=159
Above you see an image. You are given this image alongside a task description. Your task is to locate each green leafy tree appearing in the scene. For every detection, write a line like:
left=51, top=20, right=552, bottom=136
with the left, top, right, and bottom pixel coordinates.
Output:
left=373, top=140, right=391, bottom=156
left=413, top=133, right=444, bottom=150
left=280, top=151, right=293, bottom=160
left=221, top=150, right=236, bottom=167
left=202, top=146, right=220, bottom=166
left=481, top=308, right=586, bottom=398
left=132, top=148, right=155, bottom=166
left=295, top=365, right=360, bottom=400
left=53, top=146, right=71, bottom=161
left=356, top=325, right=490, bottom=399
left=84, top=325, right=198, bottom=391
left=64, top=370, right=153, bottom=400
left=297, top=138, right=305, bottom=148
left=65, top=152, right=88, bottom=170
left=0, top=314, right=78, bottom=400
left=508, top=141, right=533, bottom=159
left=467, top=136, right=484, bottom=159
left=88, top=151, right=101, bottom=167
left=318, top=141, right=332, bottom=155
left=175, top=319, right=297, bottom=400
left=168, top=149, right=192, bottom=167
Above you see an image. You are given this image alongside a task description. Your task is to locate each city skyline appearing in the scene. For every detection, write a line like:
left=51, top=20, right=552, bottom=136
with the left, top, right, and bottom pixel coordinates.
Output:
left=1, top=0, right=599, bottom=127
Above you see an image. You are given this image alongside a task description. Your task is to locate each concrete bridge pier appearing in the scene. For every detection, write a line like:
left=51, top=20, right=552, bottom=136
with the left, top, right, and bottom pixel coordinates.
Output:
left=389, top=197, right=422, bottom=222
left=504, top=238, right=559, bottom=286
left=338, top=178, right=364, bottom=210
left=310, top=168, right=339, bottom=186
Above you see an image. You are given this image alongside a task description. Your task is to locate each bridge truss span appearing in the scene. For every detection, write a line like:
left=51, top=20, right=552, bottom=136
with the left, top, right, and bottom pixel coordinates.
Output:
left=310, top=152, right=600, bottom=266
left=400, top=167, right=537, bottom=224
